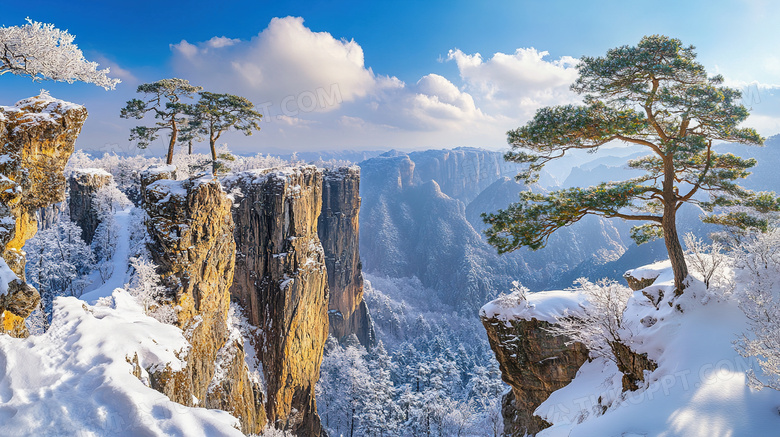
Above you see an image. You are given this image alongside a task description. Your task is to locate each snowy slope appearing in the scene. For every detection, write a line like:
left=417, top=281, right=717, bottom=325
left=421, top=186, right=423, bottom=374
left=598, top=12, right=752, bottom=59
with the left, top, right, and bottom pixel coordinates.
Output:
left=0, top=290, right=244, bottom=436
left=80, top=206, right=133, bottom=303
left=527, top=263, right=780, bottom=437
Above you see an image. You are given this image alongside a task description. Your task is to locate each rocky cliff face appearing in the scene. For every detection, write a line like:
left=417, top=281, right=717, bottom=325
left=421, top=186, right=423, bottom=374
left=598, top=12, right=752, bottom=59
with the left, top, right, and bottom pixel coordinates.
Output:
left=141, top=168, right=265, bottom=434
left=319, top=167, right=373, bottom=347
left=481, top=314, right=589, bottom=436
left=68, top=168, right=113, bottom=243
left=226, top=167, right=328, bottom=436
left=0, top=94, right=87, bottom=337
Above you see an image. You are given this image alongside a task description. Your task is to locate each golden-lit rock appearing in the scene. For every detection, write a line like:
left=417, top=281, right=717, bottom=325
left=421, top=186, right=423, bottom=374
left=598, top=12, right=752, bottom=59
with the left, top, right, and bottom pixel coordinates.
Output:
left=226, top=166, right=328, bottom=436
left=0, top=94, right=86, bottom=337
left=142, top=171, right=266, bottom=434
left=481, top=315, right=588, bottom=436
left=319, top=167, right=373, bottom=347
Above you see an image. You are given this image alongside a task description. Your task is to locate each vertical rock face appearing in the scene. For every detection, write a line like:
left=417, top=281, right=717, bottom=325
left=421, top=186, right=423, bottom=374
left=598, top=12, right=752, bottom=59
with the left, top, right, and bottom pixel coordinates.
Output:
left=226, top=166, right=328, bottom=436
left=318, top=167, right=374, bottom=347
left=0, top=94, right=87, bottom=337
left=481, top=315, right=589, bottom=436
left=141, top=170, right=265, bottom=434
left=68, top=168, right=113, bottom=243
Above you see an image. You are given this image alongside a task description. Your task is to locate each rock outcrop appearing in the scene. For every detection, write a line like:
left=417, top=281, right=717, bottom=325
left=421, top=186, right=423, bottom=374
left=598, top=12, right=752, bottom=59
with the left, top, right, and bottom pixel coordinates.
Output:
left=226, top=167, right=329, bottom=436
left=319, top=167, right=373, bottom=347
left=68, top=168, right=113, bottom=243
left=0, top=94, right=87, bottom=337
left=482, top=272, right=664, bottom=435
left=141, top=169, right=265, bottom=434
left=481, top=314, right=589, bottom=436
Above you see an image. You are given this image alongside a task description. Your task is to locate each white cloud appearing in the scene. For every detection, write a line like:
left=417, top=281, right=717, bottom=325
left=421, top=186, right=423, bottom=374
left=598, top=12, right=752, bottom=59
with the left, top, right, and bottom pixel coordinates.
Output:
left=171, top=16, right=375, bottom=111
left=447, top=47, right=580, bottom=116
left=164, top=17, right=588, bottom=152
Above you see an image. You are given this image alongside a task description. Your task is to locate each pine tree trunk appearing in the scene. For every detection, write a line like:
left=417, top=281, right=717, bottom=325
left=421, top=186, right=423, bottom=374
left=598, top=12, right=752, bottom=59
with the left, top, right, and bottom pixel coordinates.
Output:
left=166, top=128, right=177, bottom=165
left=210, top=139, right=217, bottom=175
left=663, top=203, right=688, bottom=295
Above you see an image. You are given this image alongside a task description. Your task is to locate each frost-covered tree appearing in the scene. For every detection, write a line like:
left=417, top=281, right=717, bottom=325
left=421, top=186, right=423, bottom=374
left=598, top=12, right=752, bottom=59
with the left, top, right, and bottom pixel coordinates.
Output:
left=126, top=256, right=176, bottom=323
left=24, top=219, right=94, bottom=328
left=127, top=257, right=165, bottom=313
left=360, top=341, right=402, bottom=436
left=484, top=35, right=776, bottom=295
left=184, top=92, right=263, bottom=174
left=120, top=78, right=202, bottom=164
left=734, top=228, right=780, bottom=390
left=0, top=18, right=120, bottom=89
left=548, top=278, right=634, bottom=362
left=683, top=232, right=731, bottom=291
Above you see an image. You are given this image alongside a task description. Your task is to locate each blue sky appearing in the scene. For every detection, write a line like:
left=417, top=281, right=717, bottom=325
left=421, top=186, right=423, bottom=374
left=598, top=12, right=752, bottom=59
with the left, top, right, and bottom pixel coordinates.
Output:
left=2, top=0, right=779, bottom=156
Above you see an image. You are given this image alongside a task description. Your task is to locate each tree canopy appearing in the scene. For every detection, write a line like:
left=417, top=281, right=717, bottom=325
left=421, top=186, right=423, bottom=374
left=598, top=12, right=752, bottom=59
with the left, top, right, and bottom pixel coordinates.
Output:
left=120, top=78, right=202, bottom=165
left=484, top=35, right=778, bottom=294
left=0, top=18, right=119, bottom=90
left=184, top=92, right=263, bottom=174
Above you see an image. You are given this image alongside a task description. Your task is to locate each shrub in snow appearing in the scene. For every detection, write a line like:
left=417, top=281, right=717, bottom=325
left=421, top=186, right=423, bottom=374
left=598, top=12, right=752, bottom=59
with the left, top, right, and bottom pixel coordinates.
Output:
left=548, top=278, right=634, bottom=362
left=127, top=257, right=175, bottom=324
left=683, top=232, right=732, bottom=293
left=734, top=228, right=780, bottom=390
left=250, top=426, right=294, bottom=437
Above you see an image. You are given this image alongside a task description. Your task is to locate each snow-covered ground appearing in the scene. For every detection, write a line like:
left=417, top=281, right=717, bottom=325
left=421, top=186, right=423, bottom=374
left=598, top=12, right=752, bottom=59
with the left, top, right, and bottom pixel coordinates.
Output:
left=0, top=202, right=248, bottom=436
left=0, top=290, right=244, bottom=436
left=80, top=206, right=133, bottom=303
left=494, top=261, right=780, bottom=437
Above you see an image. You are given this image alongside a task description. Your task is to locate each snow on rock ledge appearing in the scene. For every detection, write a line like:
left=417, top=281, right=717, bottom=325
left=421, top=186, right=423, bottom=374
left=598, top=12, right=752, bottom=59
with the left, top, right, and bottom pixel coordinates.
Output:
left=480, top=288, right=589, bottom=436
left=480, top=288, right=588, bottom=325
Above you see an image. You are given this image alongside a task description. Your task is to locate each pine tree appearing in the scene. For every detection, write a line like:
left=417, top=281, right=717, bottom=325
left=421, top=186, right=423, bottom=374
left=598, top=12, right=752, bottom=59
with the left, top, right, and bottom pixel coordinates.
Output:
left=484, top=35, right=777, bottom=294
left=120, top=78, right=202, bottom=164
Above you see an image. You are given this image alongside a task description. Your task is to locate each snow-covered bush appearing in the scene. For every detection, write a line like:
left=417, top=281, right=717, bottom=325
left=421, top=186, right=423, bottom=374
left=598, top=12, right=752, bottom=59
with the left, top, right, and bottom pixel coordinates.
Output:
left=734, top=228, right=780, bottom=390
left=126, top=257, right=175, bottom=324
left=250, top=426, right=294, bottom=437
left=548, top=278, right=634, bottom=362
left=683, top=232, right=732, bottom=292
left=0, top=18, right=120, bottom=89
